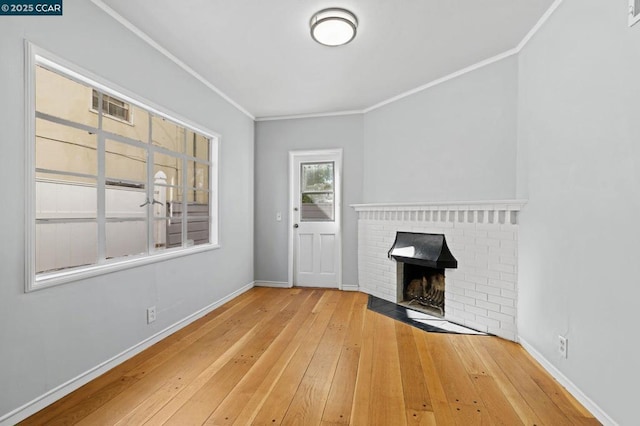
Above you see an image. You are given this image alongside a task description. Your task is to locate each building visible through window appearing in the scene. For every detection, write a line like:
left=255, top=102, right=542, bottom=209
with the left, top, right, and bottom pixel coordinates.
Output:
left=92, top=89, right=131, bottom=122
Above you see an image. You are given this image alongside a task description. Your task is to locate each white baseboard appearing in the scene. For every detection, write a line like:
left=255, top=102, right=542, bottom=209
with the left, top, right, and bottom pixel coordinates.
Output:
left=340, top=283, right=360, bottom=292
left=518, top=337, right=617, bottom=426
left=358, top=286, right=394, bottom=303
left=0, top=282, right=255, bottom=426
left=254, top=280, right=291, bottom=288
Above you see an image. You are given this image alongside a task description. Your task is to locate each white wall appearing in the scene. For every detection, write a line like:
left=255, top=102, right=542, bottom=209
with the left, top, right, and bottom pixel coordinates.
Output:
left=0, top=0, right=254, bottom=420
left=517, top=0, right=640, bottom=424
left=254, top=115, right=363, bottom=286
left=363, top=56, right=518, bottom=203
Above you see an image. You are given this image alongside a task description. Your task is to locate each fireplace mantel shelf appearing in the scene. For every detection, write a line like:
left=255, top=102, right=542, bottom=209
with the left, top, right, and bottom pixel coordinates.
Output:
left=350, top=199, right=527, bottom=212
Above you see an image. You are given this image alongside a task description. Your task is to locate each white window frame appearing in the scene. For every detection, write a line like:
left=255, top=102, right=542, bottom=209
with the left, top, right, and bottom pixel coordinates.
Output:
left=631, top=0, right=640, bottom=27
left=25, top=42, right=220, bottom=292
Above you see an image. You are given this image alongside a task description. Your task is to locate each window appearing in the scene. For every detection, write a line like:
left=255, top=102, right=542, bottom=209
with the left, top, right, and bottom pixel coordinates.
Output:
left=300, top=162, right=335, bottom=222
left=92, top=89, right=131, bottom=122
left=631, top=0, right=640, bottom=27
left=27, top=49, right=219, bottom=291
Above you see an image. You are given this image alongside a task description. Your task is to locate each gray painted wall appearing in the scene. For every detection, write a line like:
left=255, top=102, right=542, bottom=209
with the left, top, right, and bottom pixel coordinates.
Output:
left=0, top=1, right=253, bottom=419
left=363, top=56, right=518, bottom=203
left=254, top=116, right=363, bottom=286
left=517, top=0, right=640, bottom=423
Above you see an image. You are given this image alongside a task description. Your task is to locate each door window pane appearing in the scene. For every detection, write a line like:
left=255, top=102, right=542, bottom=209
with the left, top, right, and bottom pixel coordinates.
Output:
left=301, top=193, right=335, bottom=221
left=302, top=162, right=334, bottom=192
left=301, top=162, right=335, bottom=222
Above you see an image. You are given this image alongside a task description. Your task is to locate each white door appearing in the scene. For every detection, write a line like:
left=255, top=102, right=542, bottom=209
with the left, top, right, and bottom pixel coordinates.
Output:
left=289, top=150, right=342, bottom=288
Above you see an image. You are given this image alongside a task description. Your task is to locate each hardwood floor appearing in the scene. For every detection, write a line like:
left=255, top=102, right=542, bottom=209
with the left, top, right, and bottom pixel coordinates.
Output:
left=21, top=287, right=599, bottom=425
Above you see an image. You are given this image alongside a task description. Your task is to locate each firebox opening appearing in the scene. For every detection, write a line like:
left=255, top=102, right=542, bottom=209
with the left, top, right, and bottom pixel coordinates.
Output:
left=401, top=263, right=445, bottom=317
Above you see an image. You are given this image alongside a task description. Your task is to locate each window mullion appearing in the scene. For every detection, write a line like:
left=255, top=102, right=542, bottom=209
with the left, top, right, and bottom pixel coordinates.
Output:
left=97, top=93, right=106, bottom=264
left=181, top=157, right=188, bottom=248
left=147, top=114, right=154, bottom=254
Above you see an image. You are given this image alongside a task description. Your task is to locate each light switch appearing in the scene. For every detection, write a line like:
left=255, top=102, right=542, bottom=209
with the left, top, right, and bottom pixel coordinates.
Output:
left=276, top=212, right=282, bottom=221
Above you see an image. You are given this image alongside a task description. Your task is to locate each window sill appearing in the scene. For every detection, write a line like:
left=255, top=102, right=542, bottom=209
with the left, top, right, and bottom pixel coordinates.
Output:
left=28, top=243, right=220, bottom=292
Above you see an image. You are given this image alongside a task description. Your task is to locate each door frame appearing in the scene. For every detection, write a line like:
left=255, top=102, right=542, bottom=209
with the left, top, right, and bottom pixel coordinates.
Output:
left=288, top=148, right=343, bottom=289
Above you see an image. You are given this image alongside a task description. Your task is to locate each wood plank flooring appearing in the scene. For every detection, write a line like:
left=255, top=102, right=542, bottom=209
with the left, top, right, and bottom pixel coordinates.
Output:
left=21, top=287, right=600, bottom=425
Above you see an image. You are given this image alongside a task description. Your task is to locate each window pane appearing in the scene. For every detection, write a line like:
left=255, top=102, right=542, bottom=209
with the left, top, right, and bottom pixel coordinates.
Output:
left=36, top=118, right=97, bottom=176
left=187, top=160, right=209, bottom=190
left=36, top=66, right=98, bottom=128
left=157, top=218, right=183, bottom=250
left=105, top=139, right=147, bottom=184
left=36, top=221, right=97, bottom=274
left=301, top=192, right=334, bottom=221
left=168, top=216, right=184, bottom=248
left=186, top=130, right=209, bottom=160
left=102, top=96, right=149, bottom=143
left=152, top=115, right=185, bottom=153
left=106, top=220, right=147, bottom=259
left=105, top=185, right=146, bottom=219
left=36, top=178, right=97, bottom=219
left=184, top=190, right=210, bottom=204
left=187, top=217, right=209, bottom=246
left=302, top=162, right=334, bottom=192
left=153, top=184, right=180, bottom=218
left=154, top=152, right=183, bottom=187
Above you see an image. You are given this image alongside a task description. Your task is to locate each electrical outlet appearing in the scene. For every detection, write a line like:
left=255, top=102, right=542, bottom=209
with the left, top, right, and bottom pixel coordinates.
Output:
left=558, top=335, right=568, bottom=359
left=147, top=306, right=156, bottom=324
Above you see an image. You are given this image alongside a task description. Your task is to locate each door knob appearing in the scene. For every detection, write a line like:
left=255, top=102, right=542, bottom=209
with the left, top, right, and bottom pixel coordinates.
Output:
left=293, top=224, right=299, bottom=228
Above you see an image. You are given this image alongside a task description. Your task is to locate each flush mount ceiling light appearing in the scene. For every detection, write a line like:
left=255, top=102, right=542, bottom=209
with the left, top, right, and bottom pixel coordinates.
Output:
left=310, top=8, right=358, bottom=46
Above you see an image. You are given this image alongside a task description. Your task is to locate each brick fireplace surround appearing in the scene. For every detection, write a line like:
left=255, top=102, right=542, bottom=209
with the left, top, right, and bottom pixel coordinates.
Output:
left=352, top=200, right=526, bottom=341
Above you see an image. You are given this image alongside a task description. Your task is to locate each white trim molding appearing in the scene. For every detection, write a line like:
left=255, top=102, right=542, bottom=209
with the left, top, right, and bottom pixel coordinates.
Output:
left=254, top=280, right=291, bottom=288
left=516, top=0, right=564, bottom=51
left=340, top=283, right=360, bottom=292
left=519, top=338, right=618, bottom=426
left=0, top=282, right=255, bottom=426
left=255, top=109, right=363, bottom=122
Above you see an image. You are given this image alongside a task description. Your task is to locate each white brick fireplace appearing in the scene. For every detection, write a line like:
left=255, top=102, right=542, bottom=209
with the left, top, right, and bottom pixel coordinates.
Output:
left=352, top=200, right=525, bottom=341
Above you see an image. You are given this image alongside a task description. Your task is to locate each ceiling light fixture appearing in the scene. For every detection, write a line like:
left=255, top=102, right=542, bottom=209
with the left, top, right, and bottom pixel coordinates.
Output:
left=310, top=8, right=358, bottom=47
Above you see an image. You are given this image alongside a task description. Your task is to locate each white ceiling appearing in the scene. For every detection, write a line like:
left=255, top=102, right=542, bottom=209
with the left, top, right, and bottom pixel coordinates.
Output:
left=99, top=0, right=554, bottom=119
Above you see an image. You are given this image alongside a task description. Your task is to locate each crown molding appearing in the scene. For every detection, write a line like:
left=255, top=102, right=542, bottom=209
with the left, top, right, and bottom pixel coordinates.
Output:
left=255, top=109, right=364, bottom=122
left=90, top=0, right=255, bottom=120
left=516, top=0, right=564, bottom=52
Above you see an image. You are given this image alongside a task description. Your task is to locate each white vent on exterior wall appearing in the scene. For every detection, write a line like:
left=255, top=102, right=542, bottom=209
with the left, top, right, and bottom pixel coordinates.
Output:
left=630, top=0, right=640, bottom=27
